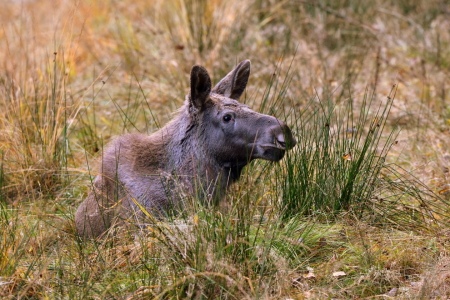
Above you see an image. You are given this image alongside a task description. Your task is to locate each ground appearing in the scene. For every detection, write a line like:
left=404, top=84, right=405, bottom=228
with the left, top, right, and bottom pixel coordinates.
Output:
left=0, top=0, right=449, bottom=298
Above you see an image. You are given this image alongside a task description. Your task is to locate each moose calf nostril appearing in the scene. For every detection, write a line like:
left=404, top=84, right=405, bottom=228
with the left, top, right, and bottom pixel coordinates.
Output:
left=274, top=134, right=287, bottom=148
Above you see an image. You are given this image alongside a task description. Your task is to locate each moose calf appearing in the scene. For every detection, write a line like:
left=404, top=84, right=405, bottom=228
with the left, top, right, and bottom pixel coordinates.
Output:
left=75, top=60, right=296, bottom=238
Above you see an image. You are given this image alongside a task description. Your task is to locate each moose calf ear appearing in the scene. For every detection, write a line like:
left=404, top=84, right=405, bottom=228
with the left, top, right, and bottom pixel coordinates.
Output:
left=212, top=59, right=251, bottom=100
left=190, top=65, right=212, bottom=111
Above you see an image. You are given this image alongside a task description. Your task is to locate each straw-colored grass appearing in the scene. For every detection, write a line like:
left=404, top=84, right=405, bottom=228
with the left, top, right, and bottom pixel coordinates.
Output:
left=1, top=0, right=449, bottom=298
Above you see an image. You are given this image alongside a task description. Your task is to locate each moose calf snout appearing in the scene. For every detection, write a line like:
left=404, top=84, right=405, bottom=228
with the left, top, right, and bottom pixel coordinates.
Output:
left=274, top=121, right=296, bottom=150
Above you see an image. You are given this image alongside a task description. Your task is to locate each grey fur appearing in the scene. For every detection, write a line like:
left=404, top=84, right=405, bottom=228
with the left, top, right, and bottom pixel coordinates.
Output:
left=75, top=60, right=296, bottom=238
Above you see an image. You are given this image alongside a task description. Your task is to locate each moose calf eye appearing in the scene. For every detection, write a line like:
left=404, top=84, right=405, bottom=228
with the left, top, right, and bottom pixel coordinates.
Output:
left=223, top=114, right=232, bottom=122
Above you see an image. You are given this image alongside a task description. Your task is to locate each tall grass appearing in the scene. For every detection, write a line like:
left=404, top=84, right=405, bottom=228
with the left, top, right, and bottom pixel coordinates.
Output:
left=278, top=86, right=398, bottom=215
left=0, top=52, right=71, bottom=200
left=276, top=83, right=449, bottom=229
left=0, top=0, right=449, bottom=298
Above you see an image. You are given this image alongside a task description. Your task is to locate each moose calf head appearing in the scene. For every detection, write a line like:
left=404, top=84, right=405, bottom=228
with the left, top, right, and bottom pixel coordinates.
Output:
left=187, top=60, right=296, bottom=170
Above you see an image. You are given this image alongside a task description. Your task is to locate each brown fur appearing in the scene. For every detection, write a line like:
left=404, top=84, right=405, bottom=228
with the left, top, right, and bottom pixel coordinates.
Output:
left=75, top=60, right=296, bottom=238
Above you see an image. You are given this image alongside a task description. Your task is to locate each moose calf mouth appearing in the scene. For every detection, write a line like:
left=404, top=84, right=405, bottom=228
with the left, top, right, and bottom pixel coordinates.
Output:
left=255, top=144, right=286, bottom=161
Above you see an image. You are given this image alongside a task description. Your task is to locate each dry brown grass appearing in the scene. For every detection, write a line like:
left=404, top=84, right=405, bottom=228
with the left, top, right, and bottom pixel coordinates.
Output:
left=0, top=0, right=449, bottom=298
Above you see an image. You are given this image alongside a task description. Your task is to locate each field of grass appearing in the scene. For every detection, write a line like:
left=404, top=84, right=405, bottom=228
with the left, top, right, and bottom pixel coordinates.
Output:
left=1, top=0, right=450, bottom=298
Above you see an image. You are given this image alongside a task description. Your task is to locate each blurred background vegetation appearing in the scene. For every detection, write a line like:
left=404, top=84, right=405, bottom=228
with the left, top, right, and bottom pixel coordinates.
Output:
left=0, top=0, right=449, bottom=298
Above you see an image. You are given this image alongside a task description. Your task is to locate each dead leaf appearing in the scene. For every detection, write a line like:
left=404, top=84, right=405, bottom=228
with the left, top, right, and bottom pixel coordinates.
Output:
left=304, top=272, right=316, bottom=279
left=342, top=153, right=352, bottom=161
left=438, top=187, right=450, bottom=195
left=386, top=287, right=398, bottom=296
left=332, top=271, right=346, bottom=277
